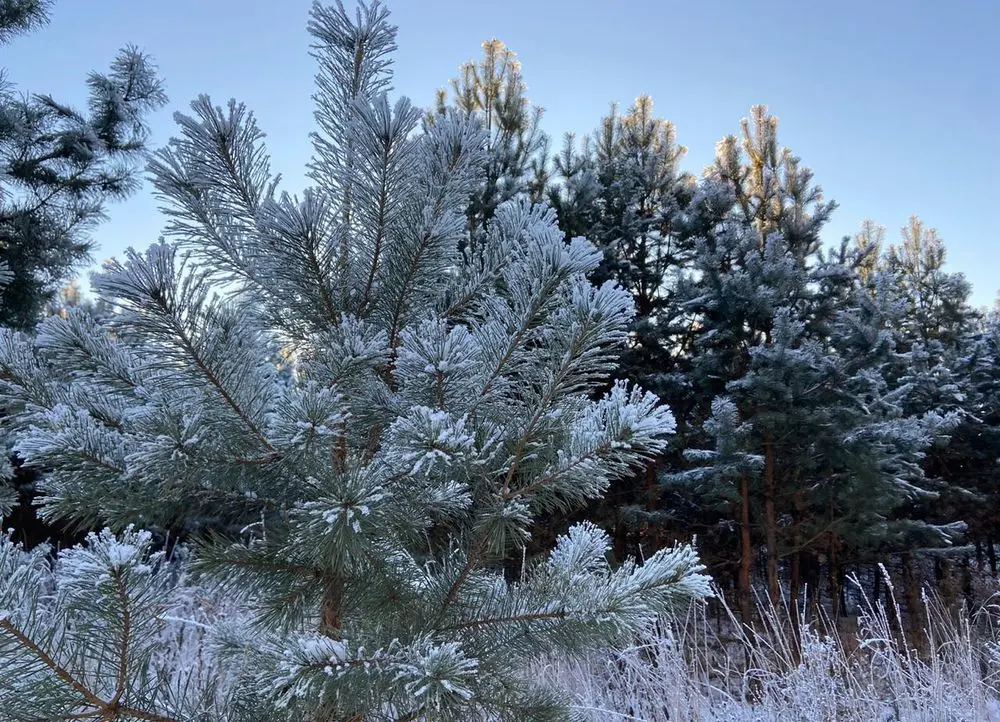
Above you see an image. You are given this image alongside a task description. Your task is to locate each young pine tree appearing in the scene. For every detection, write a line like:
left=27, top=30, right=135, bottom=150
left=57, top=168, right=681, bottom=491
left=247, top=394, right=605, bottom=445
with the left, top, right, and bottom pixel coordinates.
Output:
left=0, top=3, right=709, bottom=720
left=870, top=218, right=981, bottom=626
left=1, top=0, right=165, bottom=552
left=956, top=311, right=1000, bottom=573
left=543, top=97, right=700, bottom=560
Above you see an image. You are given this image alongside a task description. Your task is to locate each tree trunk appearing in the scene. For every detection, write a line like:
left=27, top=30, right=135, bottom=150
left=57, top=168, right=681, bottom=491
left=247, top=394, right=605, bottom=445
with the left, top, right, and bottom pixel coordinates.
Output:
left=901, top=551, right=926, bottom=655
left=872, top=561, right=882, bottom=608
left=790, top=490, right=806, bottom=615
left=828, top=527, right=842, bottom=621
left=644, top=462, right=659, bottom=550
left=763, top=436, right=779, bottom=603
left=323, top=430, right=349, bottom=636
left=320, top=575, right=344, bottom=634
left=988, top=537, right=997, bottom=577
left=739, top=472, right=754, bottom=627
left=613, top=510, right=627, bottom=564
left=936, top=556, right=961, bottom=620
left=645, top=462, right=657, bottom=512
left=790, top=550, right=801, bottom=614
left=789, top=489, right=806, bottom=659
left=961, top=556, right=974, bottom=615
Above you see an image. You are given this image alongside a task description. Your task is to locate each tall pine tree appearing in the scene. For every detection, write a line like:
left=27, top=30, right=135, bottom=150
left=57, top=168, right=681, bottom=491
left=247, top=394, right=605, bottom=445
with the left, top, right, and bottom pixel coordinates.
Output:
left=664, top=108, right=952, bottom=625
left=437, top=38, right=545, bottom=240
left=0, top=0, right=166, bottom=329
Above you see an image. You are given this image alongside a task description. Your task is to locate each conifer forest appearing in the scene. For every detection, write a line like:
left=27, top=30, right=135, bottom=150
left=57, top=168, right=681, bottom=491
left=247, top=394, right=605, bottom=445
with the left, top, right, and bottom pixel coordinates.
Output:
left=1, top=1, right=998, bottom=720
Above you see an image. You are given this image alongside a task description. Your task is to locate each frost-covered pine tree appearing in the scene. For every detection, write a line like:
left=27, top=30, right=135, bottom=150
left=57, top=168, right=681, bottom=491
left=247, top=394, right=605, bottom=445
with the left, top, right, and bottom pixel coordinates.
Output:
left=540, top=97, right=700, bottom=560
left=0, top=2, right=710, bottom=719
left=436, top=38, right=546, bottom=240
left=956, top=310, right=1000, bottom=569
left=662, top=108, right=957, bottom=624
left=0, top=0, right=167, bottom=329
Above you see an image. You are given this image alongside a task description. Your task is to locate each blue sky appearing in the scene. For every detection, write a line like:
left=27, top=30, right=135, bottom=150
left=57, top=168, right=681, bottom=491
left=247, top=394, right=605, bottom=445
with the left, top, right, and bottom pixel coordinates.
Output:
left=4, top=0, right=997, bottom=306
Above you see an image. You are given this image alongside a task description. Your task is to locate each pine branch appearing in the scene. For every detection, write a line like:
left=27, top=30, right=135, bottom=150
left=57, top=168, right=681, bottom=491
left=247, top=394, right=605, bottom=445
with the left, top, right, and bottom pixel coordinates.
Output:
left=110, top=570, right=130, bottom=708
left=440, top=609, right=568, bottom=633
left=0, top=617, right=181, bottom=722
left=0, top=618, right=105, bottom=712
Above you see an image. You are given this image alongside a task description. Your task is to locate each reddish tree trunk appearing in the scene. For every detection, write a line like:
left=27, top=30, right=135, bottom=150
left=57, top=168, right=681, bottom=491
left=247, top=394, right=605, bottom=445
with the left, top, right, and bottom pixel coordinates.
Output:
left=763, top=436, right=779, bottom=603
left=828, top=528, right=842, bottom=620
left=644, top=462, right=659, bottom=550
left=739, top=472, right=754, bottom=627
left=901, top=551, right=926, bottom=655
left=872, top=561, right=882, bottom=608
left=790, top=490, right=806, bottom=617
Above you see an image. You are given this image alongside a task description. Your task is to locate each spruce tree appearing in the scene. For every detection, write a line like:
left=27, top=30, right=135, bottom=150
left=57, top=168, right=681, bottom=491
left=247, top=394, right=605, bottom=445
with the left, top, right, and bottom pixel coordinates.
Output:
left=0, top=3, right=709, bottom=719
left=0, top=0, right=167, bottom=329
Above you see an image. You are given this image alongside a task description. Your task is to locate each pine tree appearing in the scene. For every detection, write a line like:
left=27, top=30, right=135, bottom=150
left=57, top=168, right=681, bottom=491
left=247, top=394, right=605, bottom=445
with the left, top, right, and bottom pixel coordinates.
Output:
left=658, top=106, right=831, bottom=610
left=1, top=0, right=165, bottom=550
left=0, top=0, right=167, bottom=329
left=883, top=216, right=975, bottom=348
left=666, top=396, right=762, bottom=624
left=548, top=96, right=691, bottom=320
left=542, top=97, right=704, bottom=560
left=867, top=218, right=983, bottom=629
left=438, top=38, right=546, bottom=240
left=663, top=108, right=953, bottom=624
left=957, top=311, right=1000, bottom=574
left=0, top=3, right=710, bottom=719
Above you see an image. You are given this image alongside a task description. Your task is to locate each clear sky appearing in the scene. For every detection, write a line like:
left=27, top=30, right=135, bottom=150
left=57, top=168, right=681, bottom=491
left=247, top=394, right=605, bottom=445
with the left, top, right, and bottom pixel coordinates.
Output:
left=4, top=0, right=997, bottom=306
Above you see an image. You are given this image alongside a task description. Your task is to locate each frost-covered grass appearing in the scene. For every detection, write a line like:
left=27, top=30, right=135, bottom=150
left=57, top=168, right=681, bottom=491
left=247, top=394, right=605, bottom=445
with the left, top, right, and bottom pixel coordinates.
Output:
left=9, top=534, right=1000, bottom=720
left=150, top=570, right=1000, bottom=720
left=145, top=567, right=1000, bottom=720
left=541, top=581, right=1000, bottom=721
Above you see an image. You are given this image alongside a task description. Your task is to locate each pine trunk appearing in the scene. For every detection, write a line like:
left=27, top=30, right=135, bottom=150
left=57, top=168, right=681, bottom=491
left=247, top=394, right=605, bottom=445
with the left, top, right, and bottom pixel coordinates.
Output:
left=789, top=489, right=807, bottom=659
left=961, top=557, right=974, bottom=615
left=763, top=436, right=779, bottom=603
left=613, top=506, right=627, bottom=563
left=739, top=471, right=754, bottom=627
left=872, top=561, right=882, bottom=608
left=790, top=490, right=806, bottom=616
left=645, top=462, right=657, bottom=512
left=828, top=528, right=842, bottom=621
left=320, top=576, right=344, bottom=633
left=936, top=556, right=958, bottom=616
left=901, top=550, right=926, bottom=655
left=790, top=550, right=801, bottom=613
left=644, top=462, right=658, bottom=550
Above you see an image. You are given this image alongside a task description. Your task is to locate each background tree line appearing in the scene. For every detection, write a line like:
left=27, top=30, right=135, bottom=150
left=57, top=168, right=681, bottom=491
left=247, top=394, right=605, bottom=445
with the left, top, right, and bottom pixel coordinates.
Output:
left=435, top=40, right=1000, bottom=643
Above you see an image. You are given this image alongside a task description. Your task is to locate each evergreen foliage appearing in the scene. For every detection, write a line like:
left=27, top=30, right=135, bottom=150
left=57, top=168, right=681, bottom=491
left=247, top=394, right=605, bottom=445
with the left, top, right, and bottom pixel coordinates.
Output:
left=0, top=0, right=167, bottom=329
left=2, top=3, right=998, bottom=714
left=548, top=96, right=692, bottom=383
left=541, top=97, right=704, bottom=560
left=540, top=102, right=984, bottom=624
left=437, top=38, right=546, bottom=239
left=668, top=116, right=972, bottom=617
left=0, top=2, right=710, bottom=719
